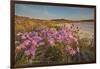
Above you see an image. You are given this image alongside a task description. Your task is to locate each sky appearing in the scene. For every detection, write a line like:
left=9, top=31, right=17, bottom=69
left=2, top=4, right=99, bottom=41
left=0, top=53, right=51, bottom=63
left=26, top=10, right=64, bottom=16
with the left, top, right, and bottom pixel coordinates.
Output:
left=15, top=4, right=95, bottom=20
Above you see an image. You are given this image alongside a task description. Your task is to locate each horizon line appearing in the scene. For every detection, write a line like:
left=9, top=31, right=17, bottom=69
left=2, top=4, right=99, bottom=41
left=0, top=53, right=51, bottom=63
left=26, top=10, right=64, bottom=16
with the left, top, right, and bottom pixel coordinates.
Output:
left=15, top=15, right=95, bottom=21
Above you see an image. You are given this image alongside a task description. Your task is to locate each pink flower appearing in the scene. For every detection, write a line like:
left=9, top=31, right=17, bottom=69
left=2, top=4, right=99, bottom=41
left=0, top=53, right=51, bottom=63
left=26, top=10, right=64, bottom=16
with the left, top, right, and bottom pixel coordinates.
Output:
left=21, top=35, right=26, bottom=40
left=24, top=50, right=31, bottom=56
left=56, top=34, right=63, bottom=42
left=24, top=47, right=36, bottom=60
left=77, top=47, right=80, bottom=53
left=70, top=49, right=77, bottom=56
left=65, top=46, right=77, bottom=56
left=23, top=40, right=31, bottom=46
left=16, top=26, right=80, bottom=60
left=38, top=42, right=45, bottom=46
left=48, top=38, right=55, bottom=46
left=32, top=40, right=37, bottom=47
left=19, top=44, right=26, bottom=49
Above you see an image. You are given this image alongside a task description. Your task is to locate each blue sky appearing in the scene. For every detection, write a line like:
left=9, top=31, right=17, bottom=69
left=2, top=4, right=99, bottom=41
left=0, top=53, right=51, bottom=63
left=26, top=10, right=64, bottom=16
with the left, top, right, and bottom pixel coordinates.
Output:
left=15, top=4, right=94, bottom=20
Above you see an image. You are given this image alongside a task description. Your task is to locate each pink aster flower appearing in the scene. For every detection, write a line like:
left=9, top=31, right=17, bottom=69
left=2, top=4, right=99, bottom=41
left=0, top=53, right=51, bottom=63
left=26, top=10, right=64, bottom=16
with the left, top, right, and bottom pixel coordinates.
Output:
left=24, top=50, right=31, bottom=56
left=21, top=35, right=26, bottom=40
left=69, top=49, right=77, bottom=56
left=77, top=47, right=80, bottom=53
left=56, top=34, right=63, bottom=42
left=19, top=44, right=26, bottom=49
left=65, top=46, right=77, bottom=56
left=31, top=40, right=37, bottom=47
left=23, top=39, right=31, bottom=46
left=48, top=38, right=55, bottom=46
left=24, top=47, right=36, bottom=60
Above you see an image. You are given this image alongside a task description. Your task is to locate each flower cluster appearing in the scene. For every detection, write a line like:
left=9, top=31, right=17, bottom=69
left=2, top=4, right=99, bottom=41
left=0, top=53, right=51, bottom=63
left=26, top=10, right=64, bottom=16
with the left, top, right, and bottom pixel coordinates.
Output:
left=65, top=45, right=80, bottom=56
left=15, top=25, right=80, bottom=60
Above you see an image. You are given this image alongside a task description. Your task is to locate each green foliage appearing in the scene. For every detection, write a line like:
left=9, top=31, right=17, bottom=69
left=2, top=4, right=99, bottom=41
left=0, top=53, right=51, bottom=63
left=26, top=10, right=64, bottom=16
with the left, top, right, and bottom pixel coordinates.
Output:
left=43, top=46, right=64, bottom=64
left=33, top=45, right=65, bottom=64
left=79, top=46, right=95, bottom=62
left=33, top=46, right=46, bottom=64
left=15, top=51, right=29, bottom=65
